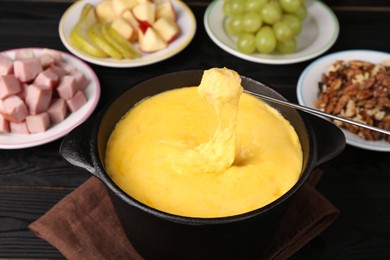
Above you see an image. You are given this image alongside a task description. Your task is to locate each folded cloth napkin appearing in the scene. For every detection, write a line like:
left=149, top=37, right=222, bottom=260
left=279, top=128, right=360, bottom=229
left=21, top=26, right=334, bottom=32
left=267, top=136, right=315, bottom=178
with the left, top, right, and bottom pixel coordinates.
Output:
left=29, top=168, right=339, bottom=260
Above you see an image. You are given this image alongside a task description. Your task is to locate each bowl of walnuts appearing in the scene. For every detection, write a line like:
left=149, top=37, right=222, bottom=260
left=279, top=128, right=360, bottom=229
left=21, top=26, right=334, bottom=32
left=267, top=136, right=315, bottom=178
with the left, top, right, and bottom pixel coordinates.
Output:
left=297, top=49, right=390, bottom=152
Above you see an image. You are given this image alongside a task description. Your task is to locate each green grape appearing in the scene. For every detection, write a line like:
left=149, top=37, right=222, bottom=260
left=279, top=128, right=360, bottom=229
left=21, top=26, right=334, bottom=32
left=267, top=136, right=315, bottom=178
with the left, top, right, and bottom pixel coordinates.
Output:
left=255, top=26, right=276, bottom=53
left=293, top=5, right=307, bottom=20
left=273, top=21, right=293, bottom=41
left=270, top=0, right=282, bottom=13
left=260, top=2, right=282, bottom=24
left=229, top=0, right=246, bottom=15
left=243, top=12, right=263, bottom=33
left=279, top=0, right=302, bottom=13
left=281, top=14, right=301, bottom=35
left=245, top=0, right=268, bottom=12
left=228, top=14, right=245, bottom=35
left=237, top=33, right=256, bottom=54
left=225, top=21, right=240, bottom=36
left=223, top=1, right=234, bottom=16
left=276, top=38, right=297, bottom=53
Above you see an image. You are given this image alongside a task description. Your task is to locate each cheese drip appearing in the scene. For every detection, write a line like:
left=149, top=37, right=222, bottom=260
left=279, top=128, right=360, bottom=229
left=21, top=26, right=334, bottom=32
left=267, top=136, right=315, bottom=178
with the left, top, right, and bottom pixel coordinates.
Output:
left=183, top=68, right=243, bottom=172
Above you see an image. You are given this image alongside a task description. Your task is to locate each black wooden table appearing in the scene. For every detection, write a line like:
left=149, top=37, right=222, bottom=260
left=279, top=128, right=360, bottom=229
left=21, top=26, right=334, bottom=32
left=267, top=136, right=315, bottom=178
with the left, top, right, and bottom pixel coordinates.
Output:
left=0, top=0, right=389, bottom=258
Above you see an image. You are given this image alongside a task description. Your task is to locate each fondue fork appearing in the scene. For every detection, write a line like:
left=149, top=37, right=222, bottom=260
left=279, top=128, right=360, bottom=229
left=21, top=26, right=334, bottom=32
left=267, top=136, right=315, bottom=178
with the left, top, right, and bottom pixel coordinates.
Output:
left=245, top=90, right=390, bottom=136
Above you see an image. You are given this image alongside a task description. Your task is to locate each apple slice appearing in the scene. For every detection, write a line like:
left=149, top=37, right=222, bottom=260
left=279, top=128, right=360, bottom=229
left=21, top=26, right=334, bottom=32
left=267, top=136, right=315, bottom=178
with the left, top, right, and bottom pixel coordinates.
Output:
left=70, top=4, right=108, bottom=58
left=136, top=0, right=152, bottom=4
left=88, top=23, right=123, bottom=59
left=132, top=2, right=156, bottom=28
left=153, top=17, right=179, bottom=43
left=122, top=9, right=139, bottom=28
left=101, top=22, right=141, bottom=59
left=156, top=0, right=176, bottom=21
left=111, top=17, right=137, bottom=41
left=138, top=27, right=167, bottom=52
left=96, top=0, right=119, bottom=21
left=112, top=0, right=139, bottom=15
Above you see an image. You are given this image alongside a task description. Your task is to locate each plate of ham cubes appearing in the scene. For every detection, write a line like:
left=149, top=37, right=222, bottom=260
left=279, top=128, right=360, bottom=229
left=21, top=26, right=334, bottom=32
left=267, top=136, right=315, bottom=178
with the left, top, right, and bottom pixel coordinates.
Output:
left=0, top=48, right=100, bottom=149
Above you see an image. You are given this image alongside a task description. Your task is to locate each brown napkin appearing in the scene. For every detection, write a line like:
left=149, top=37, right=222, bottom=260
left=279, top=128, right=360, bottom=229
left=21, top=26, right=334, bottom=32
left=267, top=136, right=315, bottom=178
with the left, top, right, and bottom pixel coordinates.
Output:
left=29, top=168, right=339, bottom=260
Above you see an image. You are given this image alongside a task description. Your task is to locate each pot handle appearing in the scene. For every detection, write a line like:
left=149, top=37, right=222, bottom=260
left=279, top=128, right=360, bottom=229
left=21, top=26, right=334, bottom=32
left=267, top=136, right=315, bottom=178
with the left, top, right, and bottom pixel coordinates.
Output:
left=305, top=113, right=346, bottom=166
left=60, top=118, right=96, bottom=175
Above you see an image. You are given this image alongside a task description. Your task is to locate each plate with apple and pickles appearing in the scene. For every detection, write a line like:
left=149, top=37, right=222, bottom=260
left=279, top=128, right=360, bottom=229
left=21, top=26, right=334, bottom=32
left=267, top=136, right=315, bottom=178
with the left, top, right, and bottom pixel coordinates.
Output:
left=59, top=0, right=196, bottom=68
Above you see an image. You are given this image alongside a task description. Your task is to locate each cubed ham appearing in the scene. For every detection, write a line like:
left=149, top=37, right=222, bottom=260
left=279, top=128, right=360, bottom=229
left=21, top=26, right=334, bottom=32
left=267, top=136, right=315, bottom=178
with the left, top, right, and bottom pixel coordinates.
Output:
left=57, top=75, right=78, bottom=100
left=14, top=49, right=35, bottom=60
left=0, top=54, right=13, bottom=76
left=10, top=121, right=29, bottom=134
left=39, top=53, right=56, bottom=69
left=34, top=68, right=59, bottom=89
left=13, top=58, right=43, bottom=82
left=0, top=95, right=28, bottom=123
left=0, top=114, right=10, bottom=133
left=58, top=62, right=77, bottom=74
left=70, top=70, right=90, bottom=91
left=66, top=91, right=87, bottom=112
left=16, top=83, right=28, bottom=100
left=47, top=98, right=67, bottom=125
left=25, top=84, right=52, bottom=115
left=49, top=65, right=68, bottom=79
left=42, top=49, right=63, bottom=63
left=0, top=75, right=21, bottom=99
left=26, top=112, right=50, bottom=133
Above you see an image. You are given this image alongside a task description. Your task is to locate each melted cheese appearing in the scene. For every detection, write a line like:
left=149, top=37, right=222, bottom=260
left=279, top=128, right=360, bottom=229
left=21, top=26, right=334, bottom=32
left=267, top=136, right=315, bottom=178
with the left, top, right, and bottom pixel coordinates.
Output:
left=105, top=68, right=302, bottom=218
left=182, top=68, right=243, bottom=172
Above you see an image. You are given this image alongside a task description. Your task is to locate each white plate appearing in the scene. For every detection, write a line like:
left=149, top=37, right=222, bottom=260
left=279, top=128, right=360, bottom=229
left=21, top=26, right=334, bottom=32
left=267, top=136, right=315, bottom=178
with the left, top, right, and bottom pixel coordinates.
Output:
left=59, top=0, right=196, bottom=67
left=0, top=48, right=100, bottom=149
left=204, top=0, right=339, bottom=64
left=297, top=50, right=390, bottom=152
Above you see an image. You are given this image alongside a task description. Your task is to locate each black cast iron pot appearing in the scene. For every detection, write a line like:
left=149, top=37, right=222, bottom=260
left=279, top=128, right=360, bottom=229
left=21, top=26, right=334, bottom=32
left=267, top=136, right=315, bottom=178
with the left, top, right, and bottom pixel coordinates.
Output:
left=60, top=70, right=345, bottom=260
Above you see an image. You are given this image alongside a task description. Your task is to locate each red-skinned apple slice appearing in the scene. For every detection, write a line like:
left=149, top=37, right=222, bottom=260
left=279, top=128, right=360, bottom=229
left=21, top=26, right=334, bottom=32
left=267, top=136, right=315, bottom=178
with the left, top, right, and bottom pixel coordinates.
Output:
left=138, top=27, right=167, bottom=52
left=111, top=17, right=137, bottom=41
left=96, top=1, right=119, bottom=21
left=112, top=0, right=139, bottom=15
left=153, top=17, right=179, bottom=43
left=122, top=9, right=139, bottom=28
left=122, top=9, right=139, bottom=40
left=132, top=2, right=156, bottom=28
left=156, top=0, right=176, bottom=21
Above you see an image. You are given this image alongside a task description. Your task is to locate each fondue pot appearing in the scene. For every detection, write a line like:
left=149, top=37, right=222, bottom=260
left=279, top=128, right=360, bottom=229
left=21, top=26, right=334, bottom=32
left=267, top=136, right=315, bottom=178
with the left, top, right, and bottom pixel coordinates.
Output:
left=60, top=70, right=345, bottom=259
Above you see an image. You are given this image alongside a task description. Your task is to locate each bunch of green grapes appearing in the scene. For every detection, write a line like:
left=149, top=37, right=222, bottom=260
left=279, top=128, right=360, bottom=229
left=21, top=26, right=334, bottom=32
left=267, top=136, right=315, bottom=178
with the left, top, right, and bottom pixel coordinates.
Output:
left=223, top=0, right=307, bottom=54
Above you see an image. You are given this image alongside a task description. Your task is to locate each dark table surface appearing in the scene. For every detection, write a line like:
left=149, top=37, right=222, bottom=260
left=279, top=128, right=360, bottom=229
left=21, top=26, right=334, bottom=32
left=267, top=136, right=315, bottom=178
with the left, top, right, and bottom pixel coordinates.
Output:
left=0, top=0, right=389, bottom=259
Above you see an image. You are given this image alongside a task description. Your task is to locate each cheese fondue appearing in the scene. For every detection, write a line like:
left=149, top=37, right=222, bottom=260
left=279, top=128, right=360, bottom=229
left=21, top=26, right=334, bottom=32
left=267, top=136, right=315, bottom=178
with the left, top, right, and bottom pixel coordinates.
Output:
left=105, top=68, right=302, bottom=218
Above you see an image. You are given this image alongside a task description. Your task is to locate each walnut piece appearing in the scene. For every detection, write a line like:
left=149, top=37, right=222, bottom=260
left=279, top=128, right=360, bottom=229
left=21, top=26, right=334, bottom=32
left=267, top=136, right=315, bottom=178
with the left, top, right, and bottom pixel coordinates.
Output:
left=315, top=59, right=390, bottom=142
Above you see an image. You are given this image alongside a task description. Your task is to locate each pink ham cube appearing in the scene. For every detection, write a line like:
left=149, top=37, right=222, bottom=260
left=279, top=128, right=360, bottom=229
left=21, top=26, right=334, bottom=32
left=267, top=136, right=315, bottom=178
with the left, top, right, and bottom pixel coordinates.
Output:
left=47, top=98, right=67, bottom=125
left=42, top=49, right=63, bottom=63
left=14, top=49, right=35, bottom=60
left=34, top=68, right=59, bottom=89
left=66, top=91, right=87, bottom=112
left=58, top=62, right=77, bottom=74
left=0, top=54, right=13, bottom=76
left=0, top=95, right=28, bottom=123
left=10, top=121, right=29, bottom=134
left=71, top=70, right=90, bottom=91
left=0, top=114, right=10, bottom=133
left=57, top=75, right=78, bottom=100
left=49, top=65, right=68, bottom=79
left=26, top=112, right=50, bottom=133
left=25, top=84, right=52, bottom=115
left=39, top=53, right=56, bottom=69
left=13, top=57, right=43, bottom=83
left=0, top=75, right=21, bottom=99
left=16, top=83, right=28, bottom=100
